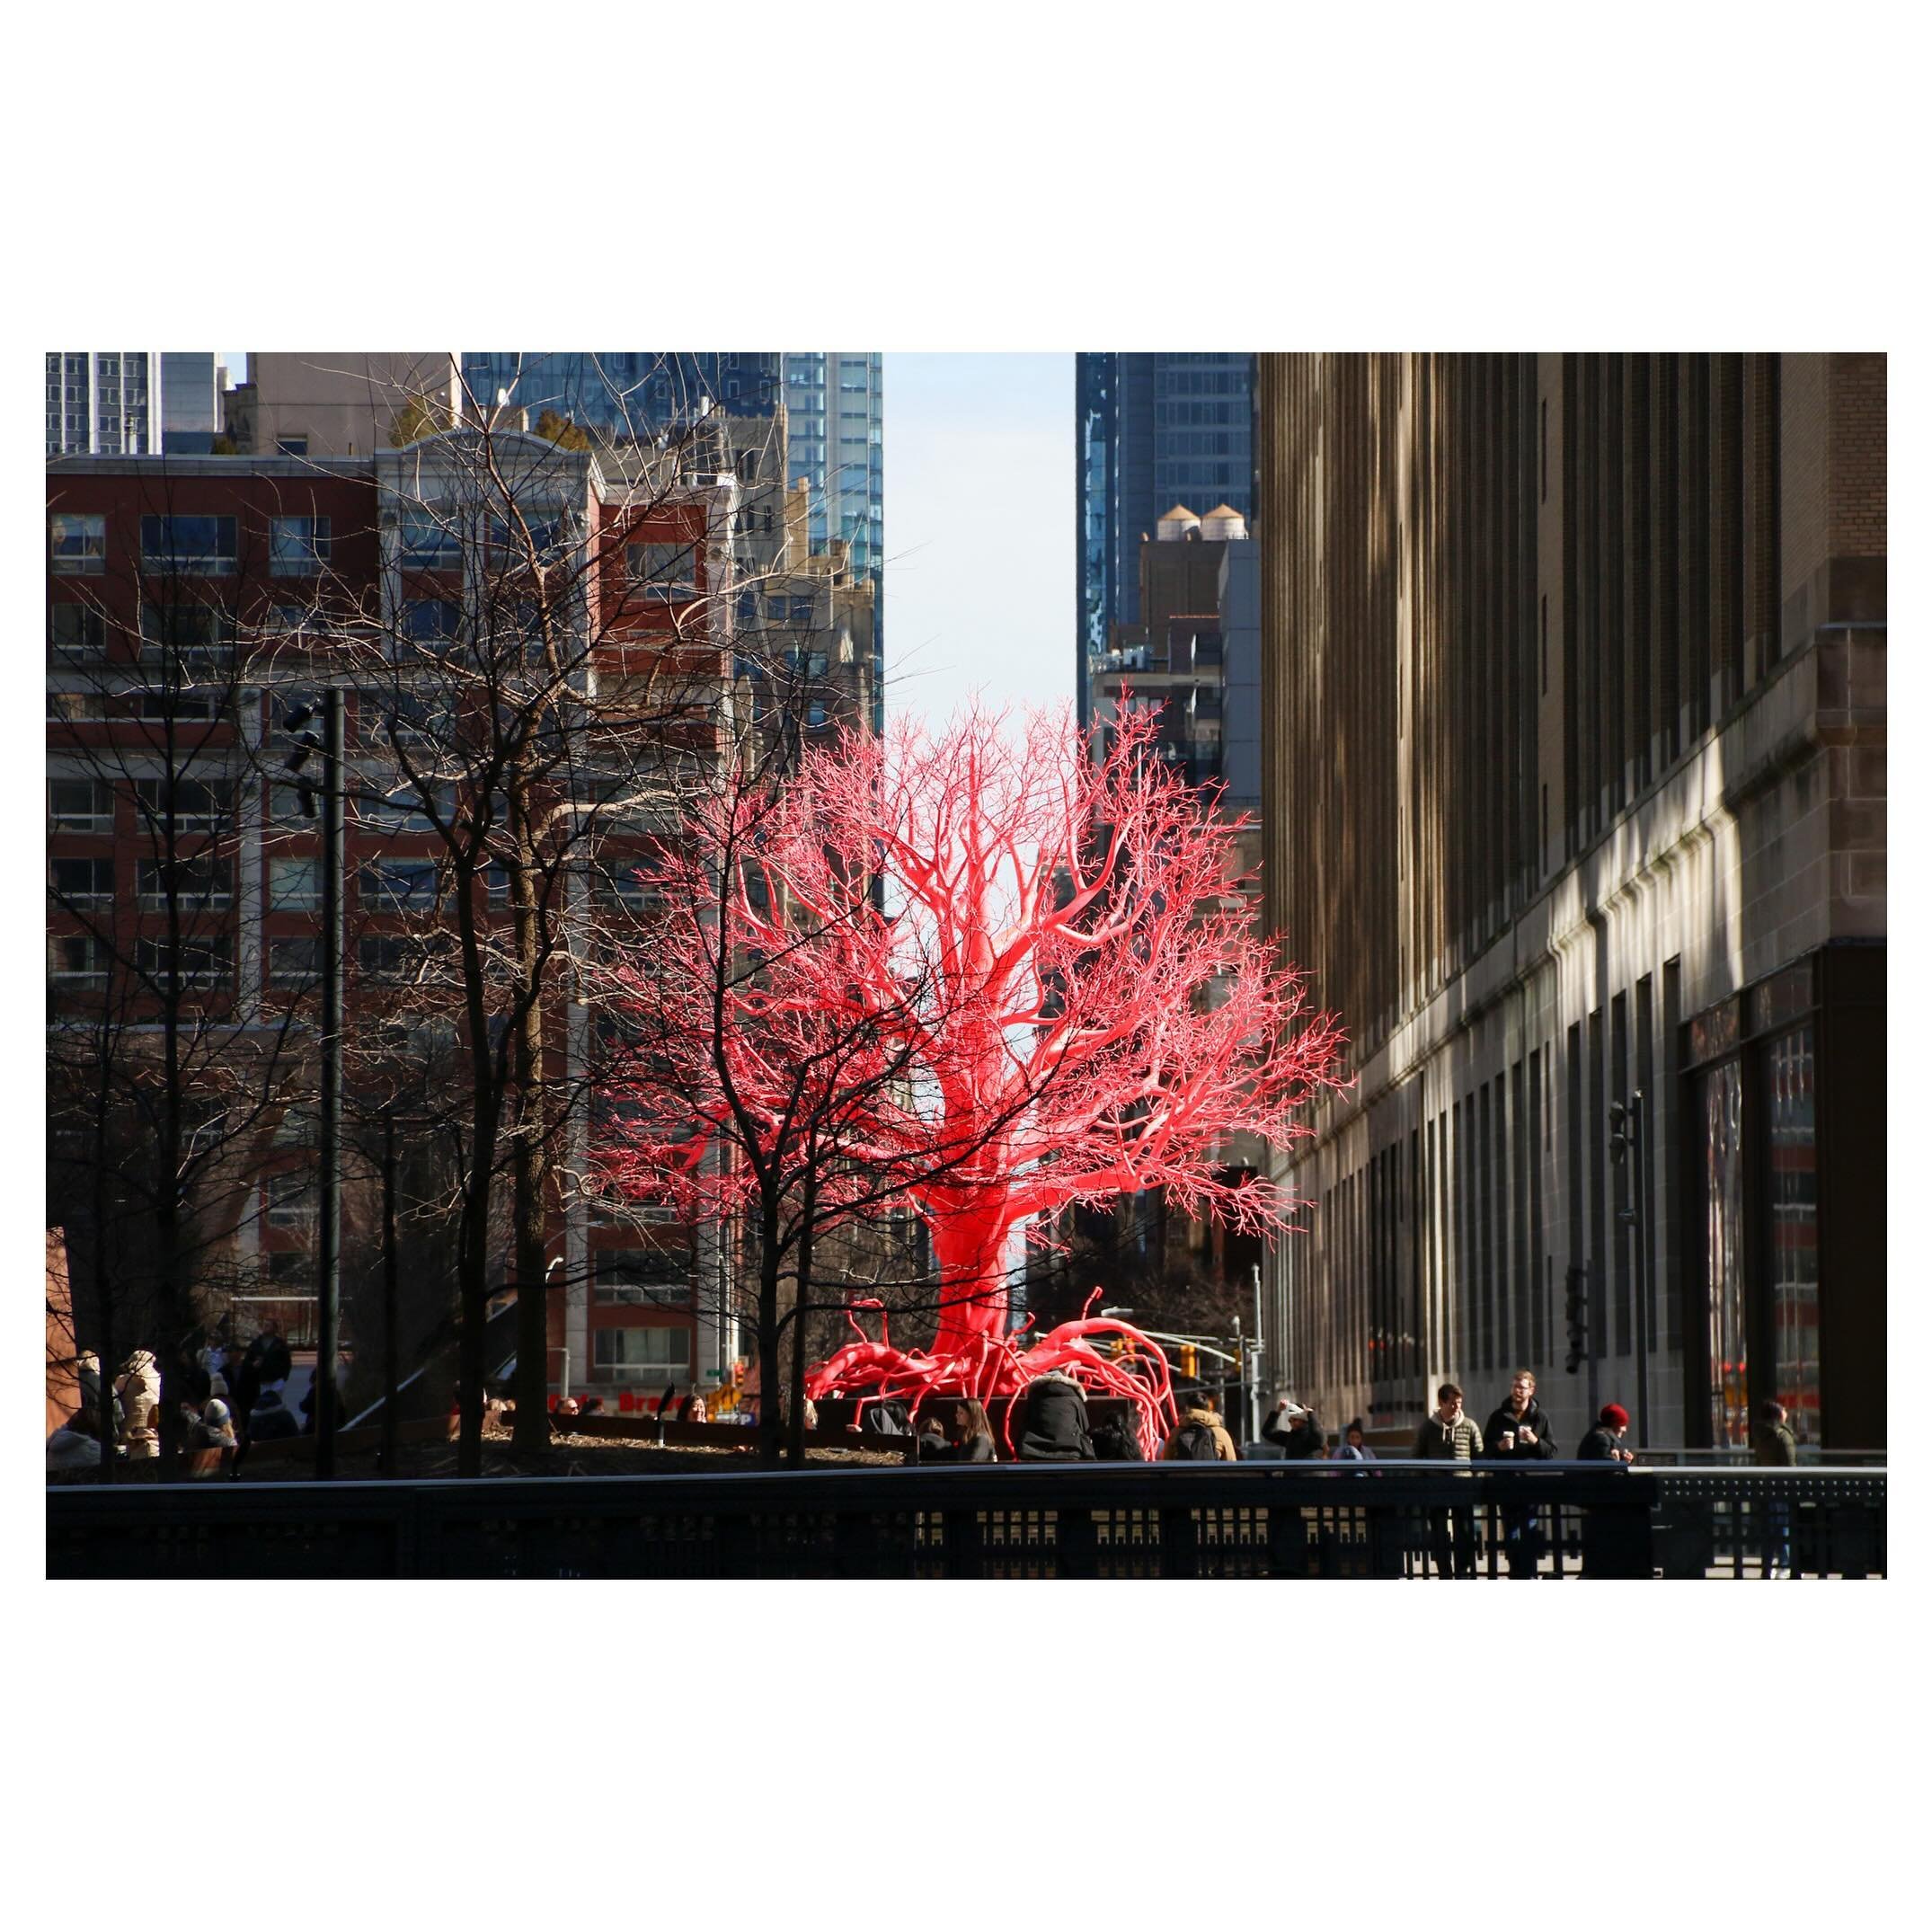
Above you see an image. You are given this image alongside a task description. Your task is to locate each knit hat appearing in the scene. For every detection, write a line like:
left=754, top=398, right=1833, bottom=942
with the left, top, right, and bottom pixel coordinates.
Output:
left=209, top=1374, right=228, bottom=1397
left=1600, top=1403, right=1630, bottom=1429
left=202, top=1399, right=230, bottom=1424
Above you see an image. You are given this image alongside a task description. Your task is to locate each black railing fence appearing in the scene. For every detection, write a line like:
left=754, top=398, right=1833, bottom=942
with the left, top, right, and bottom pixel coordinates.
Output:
left=44, top=1464, right=1885, bottom=1581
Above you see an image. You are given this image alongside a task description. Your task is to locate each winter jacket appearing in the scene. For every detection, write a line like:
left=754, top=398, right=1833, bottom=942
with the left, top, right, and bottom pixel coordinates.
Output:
left=1262, top=1407, right=1325, bottom=1459
left=1753, top=1422, right=1799, bottom=1467
left=1414, top=1410, right=1484, bottom=1461
left=76, top=1362, right=124, bottom=1440
left=1016, top=1372, right=1095, bottom=1461
left=1575, top=1422, right=1628, bottom=1462
left=1161, top=1405, right=1237, bottom=1462
left=115, top=1352, right=162, bottom=1458
left=247, top=1391, right=302, bottom=1442
left=46, top=1423, right=104, bottom=1471
left=1482, top=1399, right=1559, bottom=1461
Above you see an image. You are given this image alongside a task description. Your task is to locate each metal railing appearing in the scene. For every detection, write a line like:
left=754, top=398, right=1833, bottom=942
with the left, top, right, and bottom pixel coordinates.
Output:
left=41, top=1465, right=1887, bottom=1581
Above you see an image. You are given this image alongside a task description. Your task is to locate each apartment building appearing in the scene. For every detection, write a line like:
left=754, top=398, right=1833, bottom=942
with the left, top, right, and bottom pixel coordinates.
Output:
left=46, top=432, right=742, bottom=1407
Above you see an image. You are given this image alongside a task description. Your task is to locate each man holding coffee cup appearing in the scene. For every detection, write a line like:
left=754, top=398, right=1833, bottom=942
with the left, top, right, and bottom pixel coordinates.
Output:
left=1484, top=1369, right=1558, bottom=1577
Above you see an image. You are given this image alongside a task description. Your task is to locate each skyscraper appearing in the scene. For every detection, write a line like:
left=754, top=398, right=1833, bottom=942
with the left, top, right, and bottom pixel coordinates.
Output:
left=1075, top=353, right=1254, bottom=726
left=461, top=351, right=885, bottom=729
left=47, top=352, right=163, bottom=456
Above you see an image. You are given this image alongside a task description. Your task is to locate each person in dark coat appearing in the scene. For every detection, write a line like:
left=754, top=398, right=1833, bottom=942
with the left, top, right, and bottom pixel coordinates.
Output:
left=1753, top=1398, right=1798, bottom=1575
left=1484, top=1370, right=1558, bottom=1576
left=1577, top=1403, right=1636, bottom=1463
left=1015, top=1370, right=1095, bottom=1460
left=75, top=1352, right=124, bottom=1444
left=1262, top=1396, right=1323, bottom=1459
left=246, top=1386, right=302, bottom=1442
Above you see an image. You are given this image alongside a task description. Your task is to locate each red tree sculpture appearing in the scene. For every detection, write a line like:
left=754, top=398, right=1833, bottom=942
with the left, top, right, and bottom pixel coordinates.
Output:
left=600, top=704, right=1344, bottom=1454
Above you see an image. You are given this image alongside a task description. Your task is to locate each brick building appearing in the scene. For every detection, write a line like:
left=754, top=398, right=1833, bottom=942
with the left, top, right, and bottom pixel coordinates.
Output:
left=47, top=432, right=750, bottom=1409
left=1256, top=353, right=1885, bottom=1452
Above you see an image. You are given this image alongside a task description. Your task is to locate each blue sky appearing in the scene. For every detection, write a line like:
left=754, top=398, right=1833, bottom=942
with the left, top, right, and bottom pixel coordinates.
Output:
left=222, top=350, right=1076, bottom=731
left=880, top=352, right=1072, bottom=733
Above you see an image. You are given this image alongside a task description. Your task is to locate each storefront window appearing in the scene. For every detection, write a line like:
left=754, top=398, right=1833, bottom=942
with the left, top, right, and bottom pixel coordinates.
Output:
left=1768, top=1025, right=1820, bottom=1445
left=1702, top=1061, right=1748, bottom=1446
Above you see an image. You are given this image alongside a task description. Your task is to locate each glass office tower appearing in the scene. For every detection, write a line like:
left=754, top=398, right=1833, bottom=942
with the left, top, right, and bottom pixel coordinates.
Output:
left=1075, top=352, right=1254, bottom=727
left=461, top=350, right=884, bottom=731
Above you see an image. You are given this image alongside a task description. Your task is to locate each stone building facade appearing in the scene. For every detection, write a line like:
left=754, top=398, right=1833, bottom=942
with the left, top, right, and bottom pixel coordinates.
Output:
left=1255, top=353, right=1885, bottom=1452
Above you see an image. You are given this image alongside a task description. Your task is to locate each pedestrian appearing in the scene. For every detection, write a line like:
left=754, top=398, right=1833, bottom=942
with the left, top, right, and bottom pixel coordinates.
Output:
left=46, top=1412, right=105, bottom=1473
left=952, top=1399, right=997, bottom=1462
left=1577, top=1403, right=1637, bottom=1463
left=1162, top=1387, right=1237, bottom=1462
left=1414, top=1384, right=1483, bottom=1462
left=1414, top=1382, right=1483, bottom=1578
left=188, top=1398, right=238, bottom=1452
left=115, top=1350, right=162, bottom=1459
left=1261, top=1395, right=1323, bottom=1459
left=246, top=1384, right=302, bottom=1443
left=1483, top=1370, right=1557, bottom=1575
left=75, top=1351, right=123, bottom=1443
left=1015, top=1368, right=1096, bottom=1461
left=1332, top=1418, right=1378, bottom=1463
left=1753, top=1397, right=1798, bottom=1577
left=1482, top=1370, right=1559, bottom=1461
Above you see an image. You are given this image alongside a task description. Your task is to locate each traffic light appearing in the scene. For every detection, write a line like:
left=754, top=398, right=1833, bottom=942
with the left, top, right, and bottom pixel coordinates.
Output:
left=1564, top=1265, right=1590, bottom=1374
left=1179, top=1343, right=1198, bottom=1381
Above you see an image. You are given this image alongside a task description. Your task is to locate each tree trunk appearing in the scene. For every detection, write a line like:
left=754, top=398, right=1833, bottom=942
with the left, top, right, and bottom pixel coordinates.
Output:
left=510, top=837, right=552, bottom=1454
left=756, top=1201, right=784, bottom=1468
left=926, top=1203, right=1014, bottom=1367
left=455, top=1141, right=496, bottom=1478
left=784, top=1175, right=818, bottom=1467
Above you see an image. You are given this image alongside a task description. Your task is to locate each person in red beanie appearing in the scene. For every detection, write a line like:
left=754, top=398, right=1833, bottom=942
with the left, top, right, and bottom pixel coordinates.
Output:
left=1577, top=1402, right=1636, bottom=1463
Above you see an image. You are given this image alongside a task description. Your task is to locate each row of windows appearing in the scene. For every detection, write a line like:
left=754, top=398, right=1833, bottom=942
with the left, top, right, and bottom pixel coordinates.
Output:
left=49, top=513, right=332, bottom=577
left=1154, top=401, right=1246, bottom=427
left=1156, top=431, right=1245, bottom=458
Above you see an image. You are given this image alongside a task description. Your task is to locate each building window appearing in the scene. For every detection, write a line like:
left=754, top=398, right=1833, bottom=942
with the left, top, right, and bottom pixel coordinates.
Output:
left=48, top=689, right=111, bottom=722
left=396, top=511, right=460, bottom=569
left=50, top=857, right=114, bottom=908
left=359, top=859, right=439, bottom=913
left=138, top=855, right=233, bottom=910
left=268, top=937, right=320, bottom=984
left=49, top=778, right=114, bottom=831
left=591, top=1247, right=693, bottom=1306
left=591, top=1325, right=692, bottom=1378
left=400, top=598, right=462, bottom=648
left=276, top=438, right=309, bottom=458
left=270, top=516, right=332, bottom=575
left=49, top=603, right=109, bottom=661
left=49, top=935, right=109, bottom=983
left=133, top=776, right=234, bottom=829
left=264, top=1167, right=315, bottom=1228
left=139, top=515, right=237, bottom=575
left=628, top=541, right=696, bottom=598
left=50, top=513, right=107, bottom=575
left=140, top=601, right=235, bottom=665
left=135, top=936, right=232, bottom=985
left=269, top=856, right=321, bottom=910
left=1700, top=1059, right=1748, bottom=1447
left=1767, top=1024, right=1820, bottom=1443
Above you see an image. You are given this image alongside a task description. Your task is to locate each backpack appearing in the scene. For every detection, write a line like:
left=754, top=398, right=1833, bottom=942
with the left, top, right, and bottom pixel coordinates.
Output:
left=1171, top=1420, right=1219, bottom=1461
